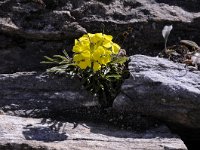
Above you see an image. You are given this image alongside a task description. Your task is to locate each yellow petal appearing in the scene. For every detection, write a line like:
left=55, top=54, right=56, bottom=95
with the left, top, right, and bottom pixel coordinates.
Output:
left=112, top=43, right=120, bottom=54
left=75, top=39, right=79, bottom=45
left=104, top=56, right=111, bottom=64
left=104, top=35, right=113, bottom=41
left=73, top=39, right=83, bottom=53
left=103, top=42, right=112, bottom=49
left=98, top=46, right=105, bottom=54
left=73, top=43, right=90, bottom=53
left=105, top=50, right=112, bottom=55
left=81, top=50, right=91, bottom=58
left=92, top=52, right=100, bottom=61
left=79, top=35, right=91, bottom=46
left=79, top=62, right=87, bottom=69
left=99, top=55, right=111, bottom=65
left=78, top=59, right=91, bottom=69
left=91, top=33, right=103, bottom=43
left=87, top=33, right=95, bottom=38
left=73, top=54, right=83, bottom=62
left=95, top=33, right=103, bottom=38
left=72, top=45, right=80, bottom=53
left=93, top=62, right=101, bottom=72
left=92, top=47, right=102, bottom=60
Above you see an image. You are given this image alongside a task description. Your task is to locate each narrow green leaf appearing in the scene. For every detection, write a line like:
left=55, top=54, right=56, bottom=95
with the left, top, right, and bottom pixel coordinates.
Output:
left=53, top=55, right=69, bottom=61
left=44, top=56, right=56, bottom=62
left=106, top=74, right=121, bottom=79
left=40, top=61, right=56, bottom=64
left=111, top=56, right=128, bottom=65
left=63, top=50, right=70, bottom=58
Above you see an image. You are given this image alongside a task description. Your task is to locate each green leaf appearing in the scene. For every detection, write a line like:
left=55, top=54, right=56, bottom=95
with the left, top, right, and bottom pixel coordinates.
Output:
left=111, top=56, right=128, bottom=65
left=40, top=61, right=56, bottom=64
left=106, top=74, right=121, bottom=79
left=44, top=56, right=56, bottom=62
left=42, top=56, right=60, bottom=64
left=53, top=55, right=69, bottom=61
left=63, top=50, right=70, bottom=58
left=46, top=64, right=72, bottom=74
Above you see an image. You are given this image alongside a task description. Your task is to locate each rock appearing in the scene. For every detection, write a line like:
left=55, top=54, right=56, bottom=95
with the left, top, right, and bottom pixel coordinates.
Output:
left=0, top=71, right=161, bottom=131
left=0, top=115, right=187, bottom=150
left=0, top=72, right=98, bottom=117
left=1, top=0, right=200, bottom=73
left=113, top=55, right=200, bottom=128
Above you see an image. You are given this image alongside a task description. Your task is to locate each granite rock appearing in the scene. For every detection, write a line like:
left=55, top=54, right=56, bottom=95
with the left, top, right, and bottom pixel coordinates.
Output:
left=0, top=115, right=187, bottom=150
left=1, top=0, right=200, bottom=73
left=0, top=72, right=98, bottom=117
left=113, top=55, right=200, bottom=128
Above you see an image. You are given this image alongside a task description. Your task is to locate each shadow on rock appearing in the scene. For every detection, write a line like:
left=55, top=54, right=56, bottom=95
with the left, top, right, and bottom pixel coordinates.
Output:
left=23, top=123, right=68, bottom=142
left=86, top=123, right=177, bottom=139
left=0, top=115, right=187, bottom=150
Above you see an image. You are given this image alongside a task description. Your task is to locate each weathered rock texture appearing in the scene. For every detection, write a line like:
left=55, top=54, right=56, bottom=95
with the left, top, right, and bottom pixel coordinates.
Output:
left=0, top=72, right=97, bottom=117
left=0, top=71, right=161, bottom=131
left=0, top=115, right=187, bottom=150
left=1, top=0, right=200, bottom=73
left=113, top=55, right=200, bottom=128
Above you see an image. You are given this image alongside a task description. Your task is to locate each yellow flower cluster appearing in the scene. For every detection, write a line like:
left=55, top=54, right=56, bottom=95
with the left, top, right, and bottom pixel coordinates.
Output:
left=73, top=33, right=120, bottom=72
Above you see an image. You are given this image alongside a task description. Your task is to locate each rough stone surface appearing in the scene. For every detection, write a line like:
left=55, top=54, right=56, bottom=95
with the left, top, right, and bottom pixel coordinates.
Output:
left=0, top=115, right=187, bottom=150
left=113, top=55, right=200, bottom=128
left=0, top=71, right=160, bottom=132
left=1, top=0, right=200, bottom=73
left=0, top=72, right=98, bottom=117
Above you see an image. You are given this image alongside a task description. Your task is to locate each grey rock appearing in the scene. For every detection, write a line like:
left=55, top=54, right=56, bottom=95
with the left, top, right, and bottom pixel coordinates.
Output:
left=0, top=72, right=98, bottom=117
left=1, top=0, right=200, bottom=73
left=113, top=55, right=200, bottom=128
left=0, top=115, right=187, bottom=150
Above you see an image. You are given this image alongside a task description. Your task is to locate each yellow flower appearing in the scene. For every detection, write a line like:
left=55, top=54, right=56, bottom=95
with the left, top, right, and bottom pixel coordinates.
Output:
left=92, top=46, right=104, bottom=61
left=103, top=34, right=113, bottom=43
left=73, top=51, right=91, bottom=69
left=79, top=60, right=91, bottom=69
left=86, top=33, right=95, bottom=39
left=112, top=43, right=120, bottom=54
left=91, top=33, right=103, bottom=43
left=100, top=50, right=111, bottom=65
left=93, top=47, right=111, bottom=64
left=103, top=42, right=120, bottom=54
left=93, top=62, right=101, bottom=71
left=72, top=33, right=122, bottom=71
left=72, top=39, right=90, bottom=53
left=78, top=34, right=93, bottom=44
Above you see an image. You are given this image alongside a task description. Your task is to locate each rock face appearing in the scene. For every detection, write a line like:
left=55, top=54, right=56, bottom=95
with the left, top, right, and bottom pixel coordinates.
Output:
left=0, top=72, right=98, bottom=117
left=1, top=0, right=200, bottom=73
left=0, top=115, right=187, bottom=150
left=113, top=55, right=200, bottom=128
